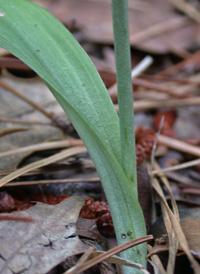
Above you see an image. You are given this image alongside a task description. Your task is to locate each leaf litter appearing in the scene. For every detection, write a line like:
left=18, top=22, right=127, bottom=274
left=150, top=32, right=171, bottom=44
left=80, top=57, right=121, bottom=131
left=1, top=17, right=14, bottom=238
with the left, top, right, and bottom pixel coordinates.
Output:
left=1, top=0, right=200, bottom=273
left=0, top=196, right=87, bottom=274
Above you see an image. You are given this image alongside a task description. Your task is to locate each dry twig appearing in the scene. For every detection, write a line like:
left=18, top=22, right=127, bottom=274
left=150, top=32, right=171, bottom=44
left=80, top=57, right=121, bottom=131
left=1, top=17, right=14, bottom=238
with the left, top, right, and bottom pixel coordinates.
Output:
left=0, top=139, right=84, bottom=158
left=65, top=235, right=153, bottom=274
left=0, top=147, right=87, bottom=188
left=158, top=135, right=200, bottom=157
left=168, top=0, right=200, bottom=24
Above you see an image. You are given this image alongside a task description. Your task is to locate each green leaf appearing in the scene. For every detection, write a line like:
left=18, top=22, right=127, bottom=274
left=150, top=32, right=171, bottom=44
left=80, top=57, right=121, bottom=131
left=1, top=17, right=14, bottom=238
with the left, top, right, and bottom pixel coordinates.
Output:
left=0, top=0, right=121, bottom=162
left=0, top=0, right=146, bottom=271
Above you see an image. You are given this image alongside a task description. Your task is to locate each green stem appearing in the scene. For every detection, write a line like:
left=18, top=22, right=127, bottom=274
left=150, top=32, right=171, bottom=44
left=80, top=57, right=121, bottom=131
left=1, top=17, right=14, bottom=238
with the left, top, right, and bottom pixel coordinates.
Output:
left=111, top=0, right=137, bottom=189
left=111, top=1, right=147, bottom=273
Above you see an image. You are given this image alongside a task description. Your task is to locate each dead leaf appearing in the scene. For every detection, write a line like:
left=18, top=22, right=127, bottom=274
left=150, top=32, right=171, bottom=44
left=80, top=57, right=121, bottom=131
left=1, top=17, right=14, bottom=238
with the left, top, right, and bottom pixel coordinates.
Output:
left=0, top=196, right=89, bottom=274
left=0, top=71, right=64, bottom=170
left=47, top=0, right=200, bottom=54
left=76, top=218, right=107, bottom=244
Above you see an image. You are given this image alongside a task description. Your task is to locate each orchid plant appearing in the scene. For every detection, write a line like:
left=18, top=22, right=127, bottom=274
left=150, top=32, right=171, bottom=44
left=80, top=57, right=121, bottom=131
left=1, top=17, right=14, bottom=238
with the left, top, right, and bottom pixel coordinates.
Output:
left=0, top=0, right=147, bottom=273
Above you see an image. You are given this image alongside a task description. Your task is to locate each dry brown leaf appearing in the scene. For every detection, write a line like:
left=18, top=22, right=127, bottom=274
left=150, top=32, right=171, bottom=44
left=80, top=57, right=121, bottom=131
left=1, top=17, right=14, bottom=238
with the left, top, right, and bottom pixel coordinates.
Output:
left=76, top=218, right=106, bottom=243
left=47, top=0, right=200, bottom=54
left=0, top=196, right=87, bottom=274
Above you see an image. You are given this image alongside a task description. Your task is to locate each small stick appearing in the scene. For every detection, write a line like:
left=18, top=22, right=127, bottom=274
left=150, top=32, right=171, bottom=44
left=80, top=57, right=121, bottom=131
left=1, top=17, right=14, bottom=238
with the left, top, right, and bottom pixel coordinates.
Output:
left=141, top=74, right=200, bottom=86
left=0, top=215, right=35, bottom=222
left=133, top=78, right=189, bottom=98
left=0, top=80, right=59, bottom=125
left=66, top=235, right=153, bottom=274
left=0, top=139, right=84, bottom=158
left=5, top=177, right=100, bottom=187
left=168, top=0, right=200, bottom=24
left=0, top=127, right=29, bottom=137
left=0, top=117, right=52, bottom=126
left=147, top=245, right=167, bottom=274
left=109, top=56, right=153, bottom=102
left=158, top=135, right=200, bottom=157
left=0, top=146, right=87, bottom=188
left=64, top=247, right=95, bottom=274
left=127, top=96, right=200, bottom=112
left=152, top=178, right=200, bottom=273
left=129, top=17, right=189, bottom=45
left=159, top=34, right=192, bottom=59
left=0, top=169, right=43, bottom=177
left=152, top=158, right=200, bottom=175
left=131, top=56, right=154, bottom=78
left=182, top=188, right=200, bottom=194
left=158, top=49, right=200, bottom=76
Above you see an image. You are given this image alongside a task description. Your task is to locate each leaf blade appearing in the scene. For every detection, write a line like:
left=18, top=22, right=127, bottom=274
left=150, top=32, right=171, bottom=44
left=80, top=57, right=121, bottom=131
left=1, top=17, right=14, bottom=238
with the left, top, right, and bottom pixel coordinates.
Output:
left=0, top=0, right=121, bottom=162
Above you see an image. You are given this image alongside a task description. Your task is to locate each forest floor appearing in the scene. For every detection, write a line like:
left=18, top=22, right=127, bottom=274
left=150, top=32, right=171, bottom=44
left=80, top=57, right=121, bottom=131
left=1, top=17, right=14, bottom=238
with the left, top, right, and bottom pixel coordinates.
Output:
left=0, top=0, right=200, bottom=273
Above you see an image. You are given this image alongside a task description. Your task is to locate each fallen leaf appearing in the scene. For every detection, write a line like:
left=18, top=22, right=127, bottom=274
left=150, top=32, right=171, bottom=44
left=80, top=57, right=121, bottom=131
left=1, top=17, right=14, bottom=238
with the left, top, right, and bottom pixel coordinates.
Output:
left=76, top=218, right=107, bottom=244
left=0, top=196, right=88, bottom=274
left=47, top=0, right=200, bottom=54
